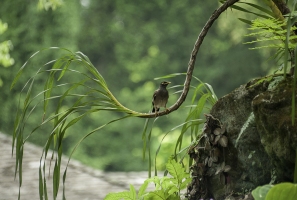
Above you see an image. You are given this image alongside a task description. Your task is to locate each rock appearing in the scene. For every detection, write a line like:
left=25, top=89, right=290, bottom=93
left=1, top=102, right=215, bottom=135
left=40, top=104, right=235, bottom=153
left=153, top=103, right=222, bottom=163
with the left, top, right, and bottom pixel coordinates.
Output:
left=252, top=76, right=297, bottom=181
left=186, top=75, right=297, bottom=200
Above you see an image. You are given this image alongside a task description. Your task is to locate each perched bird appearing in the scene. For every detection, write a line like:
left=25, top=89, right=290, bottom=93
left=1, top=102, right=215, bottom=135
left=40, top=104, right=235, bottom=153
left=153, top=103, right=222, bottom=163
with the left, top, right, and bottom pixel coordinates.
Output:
left=152, top=81, right=170, bottom=115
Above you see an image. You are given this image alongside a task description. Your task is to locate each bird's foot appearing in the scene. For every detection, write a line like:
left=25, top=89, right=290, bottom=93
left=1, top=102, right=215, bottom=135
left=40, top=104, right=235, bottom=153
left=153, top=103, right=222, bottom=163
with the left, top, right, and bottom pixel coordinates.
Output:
left=165, top=108, right=170, bottom=113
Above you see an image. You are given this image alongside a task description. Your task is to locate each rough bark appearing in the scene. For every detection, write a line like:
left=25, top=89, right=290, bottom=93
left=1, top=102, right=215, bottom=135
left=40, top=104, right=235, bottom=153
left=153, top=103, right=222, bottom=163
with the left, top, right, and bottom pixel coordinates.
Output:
left=187, top=75, right=297, bottom=200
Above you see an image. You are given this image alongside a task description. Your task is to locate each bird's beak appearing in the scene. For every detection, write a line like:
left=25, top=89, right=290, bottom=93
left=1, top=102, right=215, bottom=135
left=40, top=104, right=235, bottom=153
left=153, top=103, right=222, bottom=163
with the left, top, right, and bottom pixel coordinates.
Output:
left=167, top=82, right=171, bottom=84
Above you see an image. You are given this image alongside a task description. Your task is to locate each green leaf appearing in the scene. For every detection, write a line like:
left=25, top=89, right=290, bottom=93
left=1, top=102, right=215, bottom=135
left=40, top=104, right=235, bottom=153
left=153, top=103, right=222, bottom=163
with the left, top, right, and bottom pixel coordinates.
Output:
left=138, top=180, right=149, bottom=197
left=156, top=119, right=202, bottom=174
left=10, top=69, right=23, bottom=90
left=10, top=50, right=41, bottom=90
left=265, top=183, right=297, bottom=200
left=43, top=158, right=49, bottom=200
left=166, top=184, right=178, bottom=195
left=238, top=18, right=253, bottom=25
left=39, top=166, right=43, bottom=200
left=145, top=190, right=166, bottom=200
left=57, top=57, right=72, bottom=81
left=180, top=177, right=192, bottom=190
left=104, top=191, right=133, bottom=200
left=129, top=184, right=136, bottom=200
left=229, top=4, right=271, bottom=19
left=62, top=168, right=67, bottom=200
left=173, top=77, right=217, bottom=158
left=237, top=2, right=274, bottom=17
left=104, top=184, right=136, bottom=200
left=166, top=195, right=180, bottom=200
left=204, top=83, right=218, bottom=103
left=166, top=157, right=186, bottom=184
left=43, top=74, right=54, bottom=114
left=154, top=72, right=186, bottom=80
left=146, top=176, right=162, bottom=190
left=251, top=184, right=273, bottom=200
left=53, top=159, right=60, bottom=199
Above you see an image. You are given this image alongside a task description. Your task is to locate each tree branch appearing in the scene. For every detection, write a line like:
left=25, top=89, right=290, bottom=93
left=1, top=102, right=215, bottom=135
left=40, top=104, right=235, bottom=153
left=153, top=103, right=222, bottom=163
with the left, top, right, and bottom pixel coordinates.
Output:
left=140, top=0, right=240, bottom=118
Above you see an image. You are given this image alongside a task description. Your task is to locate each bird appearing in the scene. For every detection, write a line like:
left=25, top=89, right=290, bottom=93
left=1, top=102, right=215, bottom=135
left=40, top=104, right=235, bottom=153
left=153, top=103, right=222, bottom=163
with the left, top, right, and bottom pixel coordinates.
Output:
left=152, top=81, right=170, bottom=116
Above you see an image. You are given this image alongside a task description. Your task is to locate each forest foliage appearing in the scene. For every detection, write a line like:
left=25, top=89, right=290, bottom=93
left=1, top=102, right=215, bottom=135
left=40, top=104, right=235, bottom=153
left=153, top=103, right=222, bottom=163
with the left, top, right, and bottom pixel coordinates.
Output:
left=0, top=0, right=275, bottom=172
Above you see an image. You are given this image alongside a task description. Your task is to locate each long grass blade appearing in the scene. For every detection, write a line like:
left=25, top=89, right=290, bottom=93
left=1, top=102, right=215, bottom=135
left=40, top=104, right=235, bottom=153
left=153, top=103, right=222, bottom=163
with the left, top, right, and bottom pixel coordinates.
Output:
left=238, top=2, right=274, bottom=17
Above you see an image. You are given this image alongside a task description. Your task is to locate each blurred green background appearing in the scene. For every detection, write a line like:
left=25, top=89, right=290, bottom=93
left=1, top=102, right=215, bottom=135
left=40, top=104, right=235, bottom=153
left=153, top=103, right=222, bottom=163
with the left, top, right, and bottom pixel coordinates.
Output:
left=0, top=0, right=274, bottom=171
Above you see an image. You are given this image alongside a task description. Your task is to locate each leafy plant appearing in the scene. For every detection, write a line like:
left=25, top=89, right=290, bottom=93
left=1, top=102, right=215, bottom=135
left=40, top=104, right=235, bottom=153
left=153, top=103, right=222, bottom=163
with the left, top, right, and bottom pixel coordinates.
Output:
left=137, top=72, right=218, bottom=178
left=0, top=19, right=14, bottom=86
left=12, top=48, right=201, bottom=200
left=245, top=18, right=297, bottom=55
left=175, top=76, right=218, bottom=155
left=239, top=3, right=297, bottom=199
left=252, top=184, right=273, bottom=200
left=252, top=183, right=297, bottom=200
left=104, top=156, right=191, bottom=200
left=38, top=0, right=63, bottom=10
left=229, top=0, right=297, bottom=127
left=9, top=0, right=247, bottom=199
left=172, top=76, right=218, bottom=170
left=11, top=47, right=144, bottom=200
left=0, top=19, right=14, bottom=68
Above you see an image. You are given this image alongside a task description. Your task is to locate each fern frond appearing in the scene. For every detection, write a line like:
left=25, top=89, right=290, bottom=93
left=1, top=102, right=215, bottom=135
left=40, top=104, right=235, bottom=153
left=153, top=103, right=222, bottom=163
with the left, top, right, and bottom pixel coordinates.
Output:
left=245, top=18, right=297, bottom=53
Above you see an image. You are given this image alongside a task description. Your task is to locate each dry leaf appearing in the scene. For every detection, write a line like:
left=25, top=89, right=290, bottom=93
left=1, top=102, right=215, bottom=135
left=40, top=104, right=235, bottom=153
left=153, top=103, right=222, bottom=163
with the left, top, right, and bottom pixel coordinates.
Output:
left=214, top=128, right=221, bottom=135
left=219, top=135, right=228, bottom=147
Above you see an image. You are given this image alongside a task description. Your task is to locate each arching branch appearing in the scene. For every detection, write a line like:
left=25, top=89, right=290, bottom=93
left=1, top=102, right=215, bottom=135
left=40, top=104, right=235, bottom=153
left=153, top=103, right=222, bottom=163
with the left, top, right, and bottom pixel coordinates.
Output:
left=140, top=0, right=240, bottom=118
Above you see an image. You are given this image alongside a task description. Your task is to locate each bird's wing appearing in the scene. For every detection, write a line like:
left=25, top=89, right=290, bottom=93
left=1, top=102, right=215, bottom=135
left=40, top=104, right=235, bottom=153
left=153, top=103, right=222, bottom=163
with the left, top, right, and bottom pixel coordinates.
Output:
left=152, top=89, right=158, bottom=105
